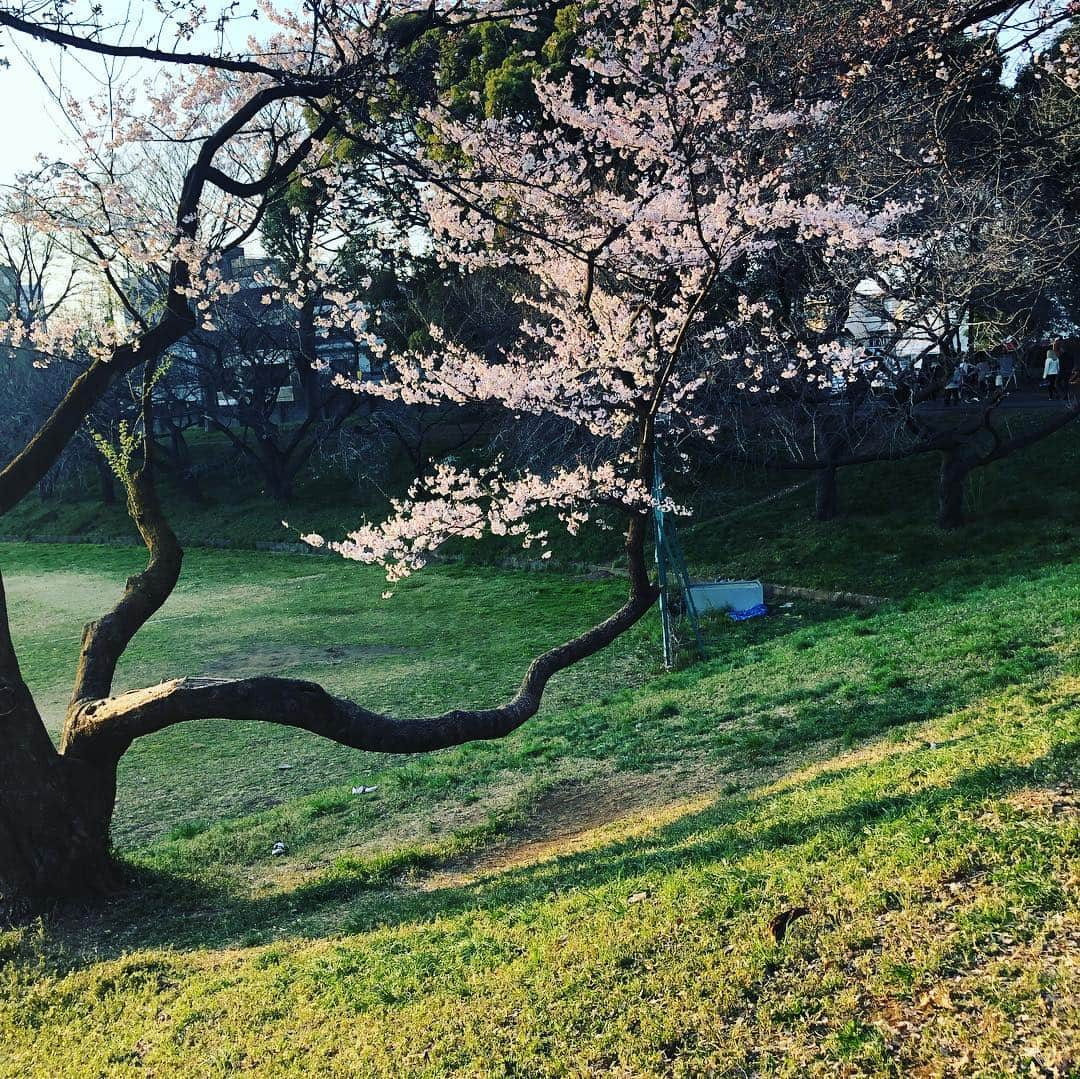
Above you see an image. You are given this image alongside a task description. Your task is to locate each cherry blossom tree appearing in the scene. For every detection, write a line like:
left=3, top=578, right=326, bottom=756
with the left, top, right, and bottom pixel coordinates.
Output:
left=0, top=0, right=480, bottom=903
left=0, top=0, right=1073, bottom=906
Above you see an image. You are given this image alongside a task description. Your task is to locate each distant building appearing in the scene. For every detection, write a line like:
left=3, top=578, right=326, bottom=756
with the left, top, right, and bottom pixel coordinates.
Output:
left=133, top=246, right=381, bottom=430
left=841, top=279, right=970, bottom=363
left=806, top=279, right=971, bottom=385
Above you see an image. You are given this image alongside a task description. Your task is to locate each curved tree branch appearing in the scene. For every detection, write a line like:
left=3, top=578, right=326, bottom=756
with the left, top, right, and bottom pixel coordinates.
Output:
left=0, top=320, right=189, bottom=516
left=204, top=108, right=338, bottom=199
left=0, top=9, right=320, bottom=80
left=62, top=360, right=184, bottom=724
left=62, top=511, right=658, bottom=767
left=0, top=82, right=342, bottom=518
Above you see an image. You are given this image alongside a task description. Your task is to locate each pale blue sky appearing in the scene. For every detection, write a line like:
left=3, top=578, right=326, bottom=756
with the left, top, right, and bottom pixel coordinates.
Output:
left=0, top=34, right=113, bottom=182
left=0, top=1, right=264, bottom=184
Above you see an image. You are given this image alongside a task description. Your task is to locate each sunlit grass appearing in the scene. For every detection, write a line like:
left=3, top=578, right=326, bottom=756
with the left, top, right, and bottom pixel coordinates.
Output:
left=0, top=430, right=1077, bottom=1075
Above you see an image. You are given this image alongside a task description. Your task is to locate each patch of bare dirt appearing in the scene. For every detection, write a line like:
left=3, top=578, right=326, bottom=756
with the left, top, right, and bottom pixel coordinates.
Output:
left=477, top=773, right=671, bottom=868
left=422, top=763, right=731, bottom=889
left=5, top=570, right=123, bottom=626
left=1002, top=784, right=1080, bottom=818
left=416, top=736, right=879, bottom=893
left=6, top=570, right=281, bottom=627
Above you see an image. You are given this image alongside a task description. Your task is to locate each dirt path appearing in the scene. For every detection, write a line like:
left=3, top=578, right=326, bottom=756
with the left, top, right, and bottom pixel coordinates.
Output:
left=420, top=760, right=754, bottom=890
left=416, top=719, right=992, bottom=894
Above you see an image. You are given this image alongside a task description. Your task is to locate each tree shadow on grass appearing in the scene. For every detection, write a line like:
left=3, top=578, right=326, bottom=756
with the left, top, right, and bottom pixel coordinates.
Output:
left=29, top=586, right=1076, bottom=965
left=37, top=722, right=1078, bottom=969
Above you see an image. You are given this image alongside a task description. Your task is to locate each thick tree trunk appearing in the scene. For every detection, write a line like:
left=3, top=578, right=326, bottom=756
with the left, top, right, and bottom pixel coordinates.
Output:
left=0, top=665, right=119, bottom=911
left=263, top=454, right=294, bottom=502
left=5, top=404, right=661, bottom=903
left=815, top=465, right=839, bottom=521
left=938, top=448, right=969, bottom=530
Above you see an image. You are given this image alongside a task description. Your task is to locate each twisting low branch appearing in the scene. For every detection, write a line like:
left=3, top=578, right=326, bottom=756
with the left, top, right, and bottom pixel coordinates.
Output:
left=62, top=504, right=657, bottom=767
left=0, top=8, right=322, bottom=79
left=62, top=358, right=184, bottom=727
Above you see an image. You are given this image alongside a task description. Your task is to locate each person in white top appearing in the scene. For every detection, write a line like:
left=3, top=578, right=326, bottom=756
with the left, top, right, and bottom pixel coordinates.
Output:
left=944, top=359, right=968, bottom=406
left=1044, top=339, right=1062, bottom=400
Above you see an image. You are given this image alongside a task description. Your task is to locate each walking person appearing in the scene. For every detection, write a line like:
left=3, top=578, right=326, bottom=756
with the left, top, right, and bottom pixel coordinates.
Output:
left=944, top=360, right=965, bottom=406
left=1044, top=338, right=1062, bottom=400
left=997, top=351, right=1016, bottom=390
left=1058, top=339, right=1076, bottom=403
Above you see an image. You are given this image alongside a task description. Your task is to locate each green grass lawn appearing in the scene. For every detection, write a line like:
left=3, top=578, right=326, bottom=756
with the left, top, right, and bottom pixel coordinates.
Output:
left=0, top=435, right=1077, bottom=1076
left=682, top=430, right=1080, bottom=599
left=3, top=543, right=656, bottom=849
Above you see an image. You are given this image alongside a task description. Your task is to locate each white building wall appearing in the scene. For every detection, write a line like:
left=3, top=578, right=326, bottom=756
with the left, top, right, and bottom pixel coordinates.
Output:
left=844, top=281, right=969, bottom=361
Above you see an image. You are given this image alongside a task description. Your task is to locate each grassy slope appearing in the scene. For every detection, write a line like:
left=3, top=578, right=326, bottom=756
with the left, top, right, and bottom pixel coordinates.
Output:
left=0, top=435, right=1078, bottom=1076
left=684, top=426, right=1080, bottom=598
left=4, top=421, right=1078, bottom=595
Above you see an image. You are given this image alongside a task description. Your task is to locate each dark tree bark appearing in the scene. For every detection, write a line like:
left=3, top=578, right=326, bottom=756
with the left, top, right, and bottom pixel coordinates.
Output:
left=0, top=22, right=668, bottom=910
left=33, top=498, right=656, bottom=911
left=155, top=421, right=204, bottom=502
left=2, top=398, right=659, bottom=908
left=937, top=446, right=971, bottom=530
left=207, top=412, right=333, bottom=502
left=0, top=570, right=120, bottom=908
left=935, top=402, right=1080, bottom=529
left=815, top=464, right=839, bottom=521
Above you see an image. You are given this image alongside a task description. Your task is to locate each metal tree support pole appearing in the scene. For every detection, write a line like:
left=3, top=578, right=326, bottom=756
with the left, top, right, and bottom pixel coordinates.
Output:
left=653, top=503, right=675, bottom=667
left=652, top=447, right=707, bottom=668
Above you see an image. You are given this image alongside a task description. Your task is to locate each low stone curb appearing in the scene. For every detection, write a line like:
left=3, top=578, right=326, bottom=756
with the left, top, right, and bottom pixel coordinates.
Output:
left=762, top=582, right=886, bottom=609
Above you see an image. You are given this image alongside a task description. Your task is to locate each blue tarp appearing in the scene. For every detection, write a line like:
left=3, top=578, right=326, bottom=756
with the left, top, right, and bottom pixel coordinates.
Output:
left=729, top=602, right=768, bottom=622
